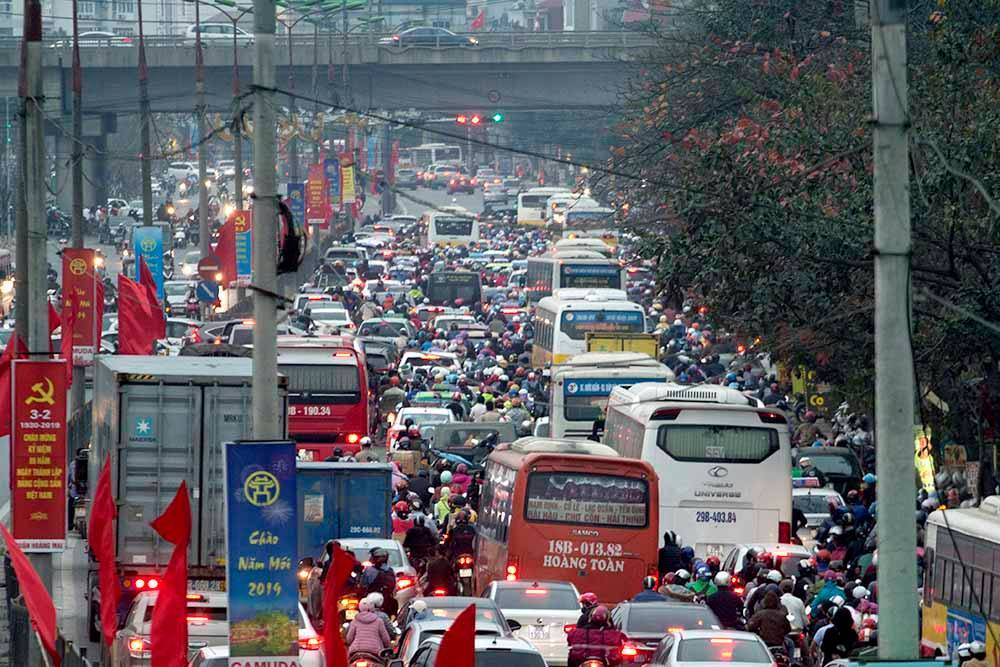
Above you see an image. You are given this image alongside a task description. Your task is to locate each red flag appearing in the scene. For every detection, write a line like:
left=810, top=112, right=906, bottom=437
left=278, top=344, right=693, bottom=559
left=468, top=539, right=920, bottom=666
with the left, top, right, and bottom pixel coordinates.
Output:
left=117, top=274, right=156, bottom=355
left=434, top=603, right=476, bottom=667
left=87, top=456, right=119, bottom=646
left=471, top=9, right=485, bottom=29
left=212, top=218, right=237, bottom=286
left=0, top=333, right=27, bottom=437
left=0, top=523, right=60, bottom=666
left=138, top=257, right=166, bottom=340
left=322, top=546, right=357, bottom=667
left=150, top=482, right=191, bottom=667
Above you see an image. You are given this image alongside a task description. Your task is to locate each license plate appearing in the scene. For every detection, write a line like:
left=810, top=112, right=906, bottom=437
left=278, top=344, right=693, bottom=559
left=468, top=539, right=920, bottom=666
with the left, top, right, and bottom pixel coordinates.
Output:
left=704, top=544, right=727, bottom=558
left=459, top=568, right=473, bottom=577
left=189, top=579, right=226, bottom=591
left=346, top=609, right=358, bottom=620
left=529, top=625, right=549, bottom=640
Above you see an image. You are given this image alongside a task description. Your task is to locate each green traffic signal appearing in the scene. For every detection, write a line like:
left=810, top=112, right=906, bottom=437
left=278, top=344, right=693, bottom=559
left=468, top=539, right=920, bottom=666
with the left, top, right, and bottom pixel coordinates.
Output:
left=490, top=112, right=504, bottom=123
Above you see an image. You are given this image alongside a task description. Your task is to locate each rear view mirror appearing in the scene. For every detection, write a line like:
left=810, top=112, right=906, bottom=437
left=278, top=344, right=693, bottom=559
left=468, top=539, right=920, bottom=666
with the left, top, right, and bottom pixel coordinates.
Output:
left=507, top=619, right=522, bottom=631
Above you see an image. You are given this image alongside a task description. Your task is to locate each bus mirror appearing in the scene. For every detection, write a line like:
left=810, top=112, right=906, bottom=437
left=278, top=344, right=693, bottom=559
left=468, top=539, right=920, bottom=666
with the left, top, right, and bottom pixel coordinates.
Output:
left=507, top=619, right=522, bottom=632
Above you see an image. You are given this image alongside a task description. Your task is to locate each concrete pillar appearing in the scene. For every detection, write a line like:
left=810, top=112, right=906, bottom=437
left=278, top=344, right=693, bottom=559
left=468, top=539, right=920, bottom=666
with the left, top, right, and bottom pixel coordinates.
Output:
left=82, top=136, right=105, bottom=208
left=54, top=127, right=72, bottom=213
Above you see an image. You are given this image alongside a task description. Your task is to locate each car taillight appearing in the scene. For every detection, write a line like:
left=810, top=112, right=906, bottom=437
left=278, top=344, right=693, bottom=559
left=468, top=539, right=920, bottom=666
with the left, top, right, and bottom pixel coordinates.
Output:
left=582, top=661, right=604, bottom=667
left=458, top=555, right=473, bottom=566
left=431, top=588, right=448, bottom=596
left=353, top=661, right=370, bottom=667
left=299, top=636, right=324, bottom=650
left=778, top=521, right=791, bottom=543
left=396, top=576, right=414, bottom=590
left=127, top=637, right=151, bottom=658
left=347, top=433, right=360, bottom=444
left=564, top=624, right=576, bottom=634
left=621, top=644, right=639, bottom=658
left=187, top=615, right=210, bottom=624
left=505, top=558, right=518, bottom=581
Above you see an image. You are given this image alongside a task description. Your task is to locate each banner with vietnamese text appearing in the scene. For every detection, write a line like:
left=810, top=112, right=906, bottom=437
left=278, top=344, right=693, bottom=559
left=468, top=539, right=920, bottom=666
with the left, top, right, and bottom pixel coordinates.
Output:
left=61, top=248, right=99, bottom=365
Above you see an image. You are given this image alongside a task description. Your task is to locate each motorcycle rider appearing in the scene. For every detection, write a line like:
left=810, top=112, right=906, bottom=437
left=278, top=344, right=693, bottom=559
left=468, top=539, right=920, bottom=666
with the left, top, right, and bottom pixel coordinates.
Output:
left=424, top=545, right=457, bottom=595
left=403, top=513, right=437, bottom=566
left=706, top=572, right=744, bottom=630
left=686, top=565, right=718, bottom=599
left=566, top=605, right=625, bottom=667
left=576, top=592, right=599, bottom=627
left=658, top=532, right=685, bottom=580
left=360, top=548, right=399, bottom=617
left=631, top=576, right=666, bottom=602
left=345, top=598, right=391, bottom=661
left=746, top=591, right=792, bottom=651
left=445, top=510, right=477, bottom=560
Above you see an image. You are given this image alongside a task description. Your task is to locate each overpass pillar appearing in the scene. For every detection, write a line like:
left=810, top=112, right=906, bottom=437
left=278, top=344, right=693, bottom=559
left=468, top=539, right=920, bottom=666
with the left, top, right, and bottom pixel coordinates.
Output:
left=53, top=126, right=73, bottom=213
left=83, top=134, right=107, bottom=208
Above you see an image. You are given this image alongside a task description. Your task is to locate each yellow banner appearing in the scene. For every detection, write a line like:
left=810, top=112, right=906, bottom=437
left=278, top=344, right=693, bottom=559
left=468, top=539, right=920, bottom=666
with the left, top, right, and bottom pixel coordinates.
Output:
left=341, top=162, right=356, bottom=204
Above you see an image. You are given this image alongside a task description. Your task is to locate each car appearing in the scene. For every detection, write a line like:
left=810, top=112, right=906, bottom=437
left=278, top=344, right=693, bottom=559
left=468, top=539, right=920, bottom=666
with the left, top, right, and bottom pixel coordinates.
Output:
left=793, top=446, right=863, bottom=495
left=51, top=31, right=133, bottom=48
left=647, top=629, right=775, bottom=666
left=164, top=317, right=202, bottom=346
left=334, top=538, right=419, bottom=611
left=183, top=23, right=253, bottom=47
left=399, top=350, right=460, bottom=372
left=610, top=601, right=721, bottom=665
left=304, top=305, right=355, bottom=334
left=793, top=484, right=845, bottom=528
left=363, top=342, right=400, bottom=375
left=387, top=407, right=455, bottom=448
left=447, top=173, right=477, bottom=194
left=185, top=602, right=324, bottom=667
left=292, top=292, right=335, bottom=316
left=180, top=249, right=203, bottom=278
left=111, top=590, right=228, bottom=666
left=216, top=159, right=236, bottom=178
left=358, top=318, right=410, bottom=351
left=396, top=634, right=542, bottom=667
left=162, top=280, right=196, bottom=316
left=397, top=596, right=517, bottom=634
left=424, top=164, right=462, bottom=189
left=396, top=168, right=420, bottom=189
left=720, top=543, right=813, bottom=591
left=379, top=26, right=478, bottom=48
left=393, top=615, right=508, bottom=666
left=168, top=161, right=199, bottom=182
left=481, top=581, right=581, bottom=666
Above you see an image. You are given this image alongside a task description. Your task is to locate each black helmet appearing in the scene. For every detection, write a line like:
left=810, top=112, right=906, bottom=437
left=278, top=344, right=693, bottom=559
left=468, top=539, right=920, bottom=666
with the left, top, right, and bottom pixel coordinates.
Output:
left=642, top=575, right=657, bottom=591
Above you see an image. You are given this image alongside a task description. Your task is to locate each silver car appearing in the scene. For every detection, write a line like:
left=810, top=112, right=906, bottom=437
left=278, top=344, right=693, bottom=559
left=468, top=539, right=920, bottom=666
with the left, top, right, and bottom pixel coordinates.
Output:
left=648, top=630, right=774, bottom=667
left=394, top=617, right=505, bottom=666
left=482, top=581, right=581, bottom=666
left=112, top=591, right=228, bottom=666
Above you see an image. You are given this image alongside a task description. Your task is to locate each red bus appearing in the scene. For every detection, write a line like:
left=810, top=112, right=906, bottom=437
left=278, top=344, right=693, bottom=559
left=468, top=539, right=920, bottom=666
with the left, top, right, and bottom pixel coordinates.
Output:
left=276, top=335, right=372, bottom=460
left=476, top=438, right=659, bottom=604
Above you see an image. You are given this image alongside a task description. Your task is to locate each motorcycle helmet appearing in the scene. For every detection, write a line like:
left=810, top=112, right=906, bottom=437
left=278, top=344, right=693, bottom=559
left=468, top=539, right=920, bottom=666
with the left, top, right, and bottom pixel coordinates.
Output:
left=706, top=555, right=721, bottom=570
left=590, top=606, right=610, bottom=624
left=766, top=569, right=782, bottom=584
left=579, top=592, right=598, bottom=608
left=440, top=471, right=453, bottom=484
left=696, top=565, right=712, bottom=580
left=674, top=569, right=691, bottom=584
left=642, top=576, right=658, bottom=590
left=852, top=585, right=869, bottom=600
left=714, top=572, right=732, bottom=587
left=394, top=501, right=409, bottom=514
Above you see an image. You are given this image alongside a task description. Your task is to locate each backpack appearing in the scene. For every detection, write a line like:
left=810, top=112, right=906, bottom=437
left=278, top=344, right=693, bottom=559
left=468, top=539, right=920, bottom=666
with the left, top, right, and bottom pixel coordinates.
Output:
left=369, top=567, right=397, bottom=598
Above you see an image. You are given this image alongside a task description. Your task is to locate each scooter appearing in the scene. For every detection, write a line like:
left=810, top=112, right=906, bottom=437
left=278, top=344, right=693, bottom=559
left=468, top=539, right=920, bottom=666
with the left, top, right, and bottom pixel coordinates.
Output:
left=454, top=553, right=474, bottom=596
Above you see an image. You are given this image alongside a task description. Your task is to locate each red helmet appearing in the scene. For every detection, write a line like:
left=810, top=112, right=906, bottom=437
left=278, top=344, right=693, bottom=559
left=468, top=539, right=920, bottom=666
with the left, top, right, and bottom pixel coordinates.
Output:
left=816, top=549, right=832, bottom=562
left=579, top=592, right=598, bottom=608
left=757, top=552, right=774, bottom=568
left=407, top=425, right=421, bottom=437
left=590, top=605, right=610, bottom=624
left=706, top=555, right=721, bottom=568
left=390, top=376, right=401, bottom=386
left=393, top=501, right=409, bottom=513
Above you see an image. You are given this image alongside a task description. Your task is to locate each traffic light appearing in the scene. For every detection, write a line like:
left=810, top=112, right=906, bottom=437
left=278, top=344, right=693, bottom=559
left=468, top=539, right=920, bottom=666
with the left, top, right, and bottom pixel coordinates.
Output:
left=456, top=115, right=468, bottom=125
left=456, top=112, right=503, bottom=125
left=470, top=114, right=482, bottom=125
left=490, top=112, right=504, bottom=123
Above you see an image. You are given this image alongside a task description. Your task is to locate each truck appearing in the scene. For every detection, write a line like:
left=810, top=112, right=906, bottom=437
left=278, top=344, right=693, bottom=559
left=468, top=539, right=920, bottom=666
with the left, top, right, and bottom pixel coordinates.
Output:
left=82, top=356, right=288, bottom=643
left=585, top=331, right=660, bottom=360
left=296, top=462, right=392, bottom=562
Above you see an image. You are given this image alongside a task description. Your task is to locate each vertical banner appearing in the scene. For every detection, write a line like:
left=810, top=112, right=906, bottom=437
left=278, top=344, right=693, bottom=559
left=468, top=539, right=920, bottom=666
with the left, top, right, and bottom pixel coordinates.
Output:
left=60, top=248, right=98, bottom=366
left=225, top=441, right=299, bottom=665
left=132, top=225, right=164, bottom=301
left=367, top=135, right=378, bottom=170
left=390, top=140, right=399, bottom=184
left=324, top=157, right=340, bottom=210
left=306, top=163, right=328, bottom=227
left=340, top=156, right=356, bottom=204
left=232, top=210, right=252, bottom=287
left=287, top=182, right=306, bottom=232
left=12, top=360, right=68, bottom=551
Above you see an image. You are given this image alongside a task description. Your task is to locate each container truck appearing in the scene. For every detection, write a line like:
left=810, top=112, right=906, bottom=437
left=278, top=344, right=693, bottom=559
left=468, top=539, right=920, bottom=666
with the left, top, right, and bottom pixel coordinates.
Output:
left=81, top=356, right=287, bottom=643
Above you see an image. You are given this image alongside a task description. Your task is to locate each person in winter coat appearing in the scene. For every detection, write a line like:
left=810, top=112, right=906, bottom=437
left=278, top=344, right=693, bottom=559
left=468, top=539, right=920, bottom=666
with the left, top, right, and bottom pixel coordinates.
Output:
left=566, top=605, right=624, bottom=667
left=434, top=486, right=452, bottom=525
left=451, top=464, right=472, bottom=494
left=746, top=591, right=792, bottom=648
left=657, top=531, right=685, bottom=579
left=820, top=607, right=858, bottom=665
left=705, top=573, right=744, bottom=630
left=345, top=599, right=391, bottom=658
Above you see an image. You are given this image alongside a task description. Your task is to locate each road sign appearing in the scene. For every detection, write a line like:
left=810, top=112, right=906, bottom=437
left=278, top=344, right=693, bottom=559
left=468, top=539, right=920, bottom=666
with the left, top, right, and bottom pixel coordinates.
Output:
left=197, top=254, right=222, bottom=281
left=196, top=280, right=219, bottom=303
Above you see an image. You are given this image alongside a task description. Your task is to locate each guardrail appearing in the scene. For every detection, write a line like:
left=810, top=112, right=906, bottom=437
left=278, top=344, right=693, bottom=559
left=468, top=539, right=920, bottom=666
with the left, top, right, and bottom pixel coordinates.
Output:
left=0, top=30, right=655, bottom=52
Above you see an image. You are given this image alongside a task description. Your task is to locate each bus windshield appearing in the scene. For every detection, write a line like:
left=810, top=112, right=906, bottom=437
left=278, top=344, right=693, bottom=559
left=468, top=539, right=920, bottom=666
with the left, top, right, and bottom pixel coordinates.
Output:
left=427, top=273, right=481, bottom=305
left=560, top=310, right=644, bottom=340
left=524, top=472, right=648, bottom=528
left=520, top=194, right=550, bottom=208
left=434, top=217, right=474, bottom=236
left=559, top=264, right=622, bottom=290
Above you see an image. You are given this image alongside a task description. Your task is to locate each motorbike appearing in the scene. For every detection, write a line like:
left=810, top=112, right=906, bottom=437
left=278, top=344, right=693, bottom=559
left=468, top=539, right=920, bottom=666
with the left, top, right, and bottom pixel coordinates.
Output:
left=186, top=297, right=201, bottom=318
left=454, top=553, right=474, bottom=596
left=348, top=650, right=389, bottom=667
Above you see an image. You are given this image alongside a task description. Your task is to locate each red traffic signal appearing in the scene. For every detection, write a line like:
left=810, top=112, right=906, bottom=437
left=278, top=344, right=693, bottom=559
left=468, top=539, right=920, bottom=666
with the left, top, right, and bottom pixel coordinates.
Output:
left=456, top=115, right=468, bottom=124
left=470, top=114, right=482, bottom=125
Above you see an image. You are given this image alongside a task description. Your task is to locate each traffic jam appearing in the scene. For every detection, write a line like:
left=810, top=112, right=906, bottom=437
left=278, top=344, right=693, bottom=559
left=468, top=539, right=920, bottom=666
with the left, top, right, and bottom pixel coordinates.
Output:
left=23, top=167, right=957, bottom=667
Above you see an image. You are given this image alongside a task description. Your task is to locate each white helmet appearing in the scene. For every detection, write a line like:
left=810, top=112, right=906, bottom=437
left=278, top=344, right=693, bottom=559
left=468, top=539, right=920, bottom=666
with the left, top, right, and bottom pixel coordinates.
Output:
left=714, top=572, right=732, bottom=587
left=766, top=570, right=782, bottom=584
left=367, top=592, right=384, bottom=608
left=674, top=569, right=691, bottom=582
left=852, top=585, right=868, bottom=600
left=830, top=595, right=846, bottom=607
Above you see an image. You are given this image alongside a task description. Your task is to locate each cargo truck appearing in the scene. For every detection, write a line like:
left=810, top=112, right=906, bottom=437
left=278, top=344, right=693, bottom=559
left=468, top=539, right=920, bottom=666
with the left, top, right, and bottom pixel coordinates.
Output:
left=81, top=356, right=287, bottom=643
left=585, top=331, right=660, bottom=359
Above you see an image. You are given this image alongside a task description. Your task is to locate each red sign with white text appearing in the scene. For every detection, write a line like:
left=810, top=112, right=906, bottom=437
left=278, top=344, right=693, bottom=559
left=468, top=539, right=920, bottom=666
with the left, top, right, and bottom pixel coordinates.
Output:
left=306, top=163, right=329, bottom=228
left=61, top=248, right=98, bottom=365
left=12, top=360, right=67, bottom=552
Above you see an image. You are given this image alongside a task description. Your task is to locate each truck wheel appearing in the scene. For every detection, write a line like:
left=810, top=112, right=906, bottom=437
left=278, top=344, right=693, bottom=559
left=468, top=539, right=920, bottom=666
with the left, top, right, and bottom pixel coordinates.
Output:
left=88, top=603, right=101, bottom=643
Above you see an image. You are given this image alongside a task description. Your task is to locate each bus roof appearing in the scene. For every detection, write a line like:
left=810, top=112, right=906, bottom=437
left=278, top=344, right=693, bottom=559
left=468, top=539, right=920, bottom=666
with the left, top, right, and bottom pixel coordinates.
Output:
left=607, top=382, right=764, bottom=420
left=549, top=250, right=607, bottom=259
left=507, top=437, right=619, bottom=456
left=546, top=288, right=630, bottom=303
left=276, top=348, right=362, bottom=365
left=927, top=496, right=1000, bottom=542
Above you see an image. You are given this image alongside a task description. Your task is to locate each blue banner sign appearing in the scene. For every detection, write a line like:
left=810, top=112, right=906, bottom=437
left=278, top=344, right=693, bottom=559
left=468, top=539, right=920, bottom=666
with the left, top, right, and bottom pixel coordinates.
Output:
left=225, top=441, right=299, bottom=663
left=564, top=378, right=656, bottom=398
left=132, top=225, right=164, bottom=301
left=232, top=210, right=252, bottom=286
left=367, top=136, right=378, bottom=170
left=324, top=158, right=340, bottom=203
left=287, top=182, right=306, bottom=229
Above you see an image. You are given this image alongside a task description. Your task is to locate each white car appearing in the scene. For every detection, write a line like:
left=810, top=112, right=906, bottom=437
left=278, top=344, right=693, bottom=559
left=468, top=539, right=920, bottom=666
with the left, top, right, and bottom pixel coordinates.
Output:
left=185, top=603, right=324, bottom=667
left=162, top=280, right=196, bottom=316
left=404, top=634, right=544, bottom=667
left=111, top=591, right=228, bottom=666
left=481, top=580, right=581, bottom=666
left=183, top=23, right=253, bottom=47
left=387, top=407, right=455, bottom=448
left=647, top=630, right=774, bottom=667
left=292, top=292, right=335, bottom=315
left=334, top=538, right=419, bottom=612
left=168, top=161, right=198, bottom=182
left=793, top=486, right=844, bottom=528
left=393, top=616, right=506, bottom=666
left=216, top=160, right=236, bottom=178
left=399, top=350, right=460, bottom=372
left=180, top=249, right=203, bottom=278
left=305, top=306, right=355, bottom=334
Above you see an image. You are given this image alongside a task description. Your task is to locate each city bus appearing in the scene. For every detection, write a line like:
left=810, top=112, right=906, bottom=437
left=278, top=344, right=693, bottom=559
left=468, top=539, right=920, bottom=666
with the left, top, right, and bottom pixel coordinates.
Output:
left=525, top=251, right=625, bottom=305
left=426, top=271, right=482, bottom=308
left=920, top=497, right=1000, bottom=661
left=603, top=382, right=793, bottom=558
left=476, top=437, right=659, bottom=603
left=423, top=212, right=480, bottom=247
left=399, top=143, right=462, bottom=169
left=539, top=352, right=673, bottom=439
left=532, top=289, right=645, bottom=366
left=554, top=238, right=614, bottom=258
left=517, top=187, right=571, bottom=226
left=562, top=206, right=618, bottom=247
left=276, top=337, right=371, bottom=460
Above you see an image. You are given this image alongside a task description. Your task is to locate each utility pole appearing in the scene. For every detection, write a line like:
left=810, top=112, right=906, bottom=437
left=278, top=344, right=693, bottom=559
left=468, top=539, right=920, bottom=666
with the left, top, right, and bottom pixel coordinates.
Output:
left=196, top=0, right=210, bottom=256
left=286, top=21, right=299, bottom=182
left=21, top=0, right=53, bottom=615
left=69, top=0, right=85, bottom=419
left=341, top=0, right=349, bottom=104
left=232, top=19, right=244, bottom=210
left=138, top=0, right=153, bottom=226
left=251, top=0, right=280, bottom=439
left=872, top=0, right=918, bottom=660
left=381, top=123, right=391, bottom=216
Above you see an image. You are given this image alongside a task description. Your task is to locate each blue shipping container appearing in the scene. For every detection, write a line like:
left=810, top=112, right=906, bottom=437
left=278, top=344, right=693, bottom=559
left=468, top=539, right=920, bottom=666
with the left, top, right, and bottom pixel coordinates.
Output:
left=296, top=462, right=393, bottom=561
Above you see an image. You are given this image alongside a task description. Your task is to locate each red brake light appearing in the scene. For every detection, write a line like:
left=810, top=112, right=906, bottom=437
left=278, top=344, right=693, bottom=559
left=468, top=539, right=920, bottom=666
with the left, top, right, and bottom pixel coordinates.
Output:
left=431, top=588, right=448, bottom=596
left=347, top=433, right=360, bottom=444
left=392, top=34, right=400, bottom=40
left=758, top=411, right=787, bottom=424
left=621, top=645, right=639, bottom=657
left=147, top=579, right=159, bottom=589
left=505, top=561, right=518, bottom=581
left=186, top=615, right=210, bottom=623
left=711, top=638, right=734, bottom=644
left=128, top=638, right=146, bottom=652
left=564, top=624, right=576, bottom=634
left=299, top=636, right=324, bottom=650
left=396, top=576, right=414, bottom=591
left=186, top=593, right=205, bottom=601
left=525, top=588, right=548, bottom=596
left=354, top=661, right=370, bottom=667
left=667, top=627, right=682, bottom=633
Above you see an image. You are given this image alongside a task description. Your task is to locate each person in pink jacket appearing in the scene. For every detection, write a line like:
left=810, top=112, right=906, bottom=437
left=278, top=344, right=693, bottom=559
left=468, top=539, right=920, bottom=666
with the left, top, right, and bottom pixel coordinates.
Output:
left=345, top=599, right=391, bottom=659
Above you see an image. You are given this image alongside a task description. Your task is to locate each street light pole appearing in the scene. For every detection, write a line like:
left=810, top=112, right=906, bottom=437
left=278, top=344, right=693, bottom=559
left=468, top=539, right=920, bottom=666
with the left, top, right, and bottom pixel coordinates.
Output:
left=285, top=19, right=299, bottom=182
left=195, top=0, right=210, bottom=257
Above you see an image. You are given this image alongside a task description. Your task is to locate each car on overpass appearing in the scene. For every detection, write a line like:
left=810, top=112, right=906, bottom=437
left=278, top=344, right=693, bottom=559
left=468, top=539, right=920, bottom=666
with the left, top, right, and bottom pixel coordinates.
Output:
left=379, top=26, right=478, bottom=48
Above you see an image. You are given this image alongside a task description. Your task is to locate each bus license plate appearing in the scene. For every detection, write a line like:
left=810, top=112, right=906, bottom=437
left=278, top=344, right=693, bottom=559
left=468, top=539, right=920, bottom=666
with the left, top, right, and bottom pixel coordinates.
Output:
left=459, top=568, right=473, bottom=578
left=529, top=625, right=549, bottom=640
